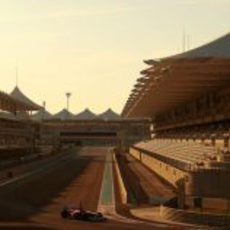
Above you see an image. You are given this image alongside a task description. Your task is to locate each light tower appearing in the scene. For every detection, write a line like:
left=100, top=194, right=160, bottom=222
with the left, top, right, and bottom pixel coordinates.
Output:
left=66, top=92, right=72, bottom=111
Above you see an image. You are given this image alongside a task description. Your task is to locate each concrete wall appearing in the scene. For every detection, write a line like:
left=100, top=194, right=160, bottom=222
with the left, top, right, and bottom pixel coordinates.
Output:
left=116, top=154, right=150, bottom=204
left=129, top=147, right=186, bottom=188
left=185, top=196, right=229, bottom=212
left=130, top=146, right=230, bottom=211
left=185, top=170, right=230, bottom=198
left=113, top=153, right=127, bottom=204
left=160, top=206, right=230, bottom=227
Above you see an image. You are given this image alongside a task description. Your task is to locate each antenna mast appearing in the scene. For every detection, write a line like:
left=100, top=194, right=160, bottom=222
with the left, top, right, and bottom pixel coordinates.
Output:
left=16, top=67, right=18, bottom=87
left=182, top=28, right=186, bottom=52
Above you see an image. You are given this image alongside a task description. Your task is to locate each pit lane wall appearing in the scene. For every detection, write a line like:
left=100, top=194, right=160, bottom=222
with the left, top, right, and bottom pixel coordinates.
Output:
left=116, top=153, right=151, bottom=204
left=129, top=147, right=186, bottom=188
left=113, top=152, right=127, bottom=204
left=130, top=146, right=230, bottom=212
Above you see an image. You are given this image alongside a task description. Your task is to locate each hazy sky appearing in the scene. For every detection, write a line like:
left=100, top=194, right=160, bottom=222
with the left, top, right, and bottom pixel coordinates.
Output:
left=0, top=0, right=229, bottom=114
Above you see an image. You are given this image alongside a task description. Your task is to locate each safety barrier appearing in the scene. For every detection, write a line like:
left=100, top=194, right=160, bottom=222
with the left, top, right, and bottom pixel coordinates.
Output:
left=113, top=152, right=127, bottom=204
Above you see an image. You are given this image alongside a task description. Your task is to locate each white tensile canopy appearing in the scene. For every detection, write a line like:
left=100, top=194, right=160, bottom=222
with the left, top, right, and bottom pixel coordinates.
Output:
left=10, top=86, right=41, bottom=111
left=98, top=108, right=120, bottom=120
left=74, top=108, right=97, bottom=120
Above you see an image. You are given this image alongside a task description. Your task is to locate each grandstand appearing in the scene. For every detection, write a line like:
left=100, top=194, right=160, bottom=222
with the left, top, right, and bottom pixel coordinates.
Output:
left=0, top=87, right=41, bottom=163
left=122, top=33, right=230, bottom=212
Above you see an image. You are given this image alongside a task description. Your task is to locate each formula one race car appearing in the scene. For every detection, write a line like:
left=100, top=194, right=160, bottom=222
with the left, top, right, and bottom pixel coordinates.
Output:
left=61, top=205, right=107, bottom=222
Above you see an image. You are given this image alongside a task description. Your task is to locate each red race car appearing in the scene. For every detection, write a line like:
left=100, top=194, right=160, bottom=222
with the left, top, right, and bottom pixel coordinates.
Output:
left=61, top=205, right=107, bottom=222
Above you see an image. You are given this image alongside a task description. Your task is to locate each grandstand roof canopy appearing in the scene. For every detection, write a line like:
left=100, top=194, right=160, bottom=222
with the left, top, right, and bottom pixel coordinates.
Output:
left=10, top=86, right=41, bottom=111
left=98, top=108, right=120, bottom=120
left=74, top=108, right=97, bottom=120
left=0, top=90, right=37, bottom=113
left=32, top=108, right=122, bottom=121
left=52, top=109, right=74, bottom=120
left=122, top=33, right=230, bottom=118
left=164, top=33, right=230, bottom=59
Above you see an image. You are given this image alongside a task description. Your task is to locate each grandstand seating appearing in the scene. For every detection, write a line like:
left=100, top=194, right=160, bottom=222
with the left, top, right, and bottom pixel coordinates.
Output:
left=134, top=139, right=218, bottom=170
left=123, top=34, right=230, bottom=213
left=0, top=116, right=38, bottom=161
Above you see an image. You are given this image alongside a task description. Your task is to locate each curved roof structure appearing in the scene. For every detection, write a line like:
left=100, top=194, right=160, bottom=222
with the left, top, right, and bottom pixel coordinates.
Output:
left=75, top=108, right=97, bottom=120
left=11, top=86, right=41, bottom=111
left=98, top=108, right=120, bottom=120
left=122, top=33, right=230, bottom=118
left=52, top=109, right=74, bottom=120
left=0, top=90, right=33, bottom=112
left=165, top=33, right=230, bottom=59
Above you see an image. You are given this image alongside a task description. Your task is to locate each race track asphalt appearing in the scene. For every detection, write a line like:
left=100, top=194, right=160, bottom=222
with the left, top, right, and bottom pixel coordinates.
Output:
left=0, top=147, right=193, bottom=230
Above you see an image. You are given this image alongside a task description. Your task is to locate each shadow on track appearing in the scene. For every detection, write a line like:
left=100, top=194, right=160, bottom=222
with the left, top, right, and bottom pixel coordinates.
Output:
left=0, top=152, right=92, bottom=223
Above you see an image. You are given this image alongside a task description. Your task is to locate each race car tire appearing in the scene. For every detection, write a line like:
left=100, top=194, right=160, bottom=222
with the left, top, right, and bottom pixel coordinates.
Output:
left=61, top=210, right=70, bottom=219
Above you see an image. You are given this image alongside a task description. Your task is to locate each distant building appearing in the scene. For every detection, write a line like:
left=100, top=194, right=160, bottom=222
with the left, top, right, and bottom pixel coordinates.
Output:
left=40, top=109, right=150, bottom=147
left=0, top=87, right=41, bottom=158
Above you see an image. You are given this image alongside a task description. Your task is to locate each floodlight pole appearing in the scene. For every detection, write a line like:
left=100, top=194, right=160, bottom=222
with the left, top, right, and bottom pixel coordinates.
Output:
left=66, top=92, right=71, bottom=111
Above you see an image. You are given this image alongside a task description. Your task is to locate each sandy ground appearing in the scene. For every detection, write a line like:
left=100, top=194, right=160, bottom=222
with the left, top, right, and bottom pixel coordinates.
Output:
left=0, top=147, right=194, bottom=230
